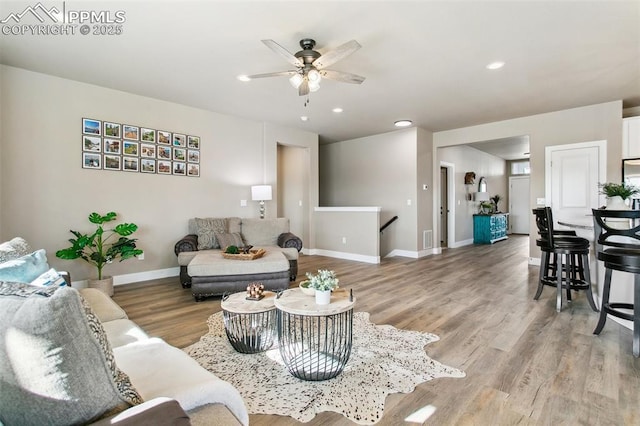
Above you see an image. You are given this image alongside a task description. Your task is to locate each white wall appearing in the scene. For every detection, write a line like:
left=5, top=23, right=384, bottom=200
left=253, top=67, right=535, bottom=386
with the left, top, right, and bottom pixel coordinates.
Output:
left=320, top=127, right=423, bottom=256
left=437, top=145, right=507, bottom=243
left=0, top=65, right=318, bottom=282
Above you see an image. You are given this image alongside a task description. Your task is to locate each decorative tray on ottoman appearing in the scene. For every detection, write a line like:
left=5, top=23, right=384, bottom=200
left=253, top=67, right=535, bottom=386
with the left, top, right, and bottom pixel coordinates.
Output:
left=222, top=248, right=266, bottom=260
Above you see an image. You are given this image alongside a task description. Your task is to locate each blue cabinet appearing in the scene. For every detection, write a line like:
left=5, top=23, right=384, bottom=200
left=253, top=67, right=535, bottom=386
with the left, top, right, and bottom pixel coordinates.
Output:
left=473, top=214, right=508, bottom=244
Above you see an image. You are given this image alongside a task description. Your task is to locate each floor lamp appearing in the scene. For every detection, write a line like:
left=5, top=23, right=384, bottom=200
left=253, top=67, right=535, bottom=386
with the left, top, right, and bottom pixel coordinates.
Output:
left=251, top=185, right=272, bottom=219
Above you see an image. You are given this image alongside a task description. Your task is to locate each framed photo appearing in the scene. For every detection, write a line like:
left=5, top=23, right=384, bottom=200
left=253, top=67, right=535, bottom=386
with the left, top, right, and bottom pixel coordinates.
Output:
left=82, top=152, right=101, bottom=169
left=157, top=130, right=171, bottom=145
left=103, top=122, right=121, bottom=138
left=173, top=133, right=186, bottom=147
left=188, top=163, right=200, bottom=177
left=157, top=160, right=172, bottom=174
left=157, top=146, right=171, bottom=160
left=141, top=128, right=155, bottom=142
left=123, top=141, right=139, bottom=156
left=103, top=138, right=121, bottom=154
left=140, top=143, right=156, bottom=158
left=141, top=158, right=156, bottom=173
left=83, top=135, right=101, bottom=152
left=82, top=118, right=101, bottom=135
left=103, top=154, right=121, bottom=171
left=173, top=147, right=186, bottom=161
left=173, top=161, right=186, bottom=175
left=123, top=157, right=139, bottom=172
left=187, top=135, right=200, bottom=149
left=188, top=149, right=200, bottom=163
left=123, top=125, right=139, bottom=140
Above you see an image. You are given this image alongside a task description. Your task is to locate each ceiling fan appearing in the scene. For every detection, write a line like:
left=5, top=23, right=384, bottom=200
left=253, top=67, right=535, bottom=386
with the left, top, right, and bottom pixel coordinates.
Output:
left=243, top=38, right=366, bottom=101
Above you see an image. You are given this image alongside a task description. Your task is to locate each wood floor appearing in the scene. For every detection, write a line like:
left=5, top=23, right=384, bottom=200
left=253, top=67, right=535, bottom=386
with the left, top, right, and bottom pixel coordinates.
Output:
left=113, top=236, right=640, bottom=425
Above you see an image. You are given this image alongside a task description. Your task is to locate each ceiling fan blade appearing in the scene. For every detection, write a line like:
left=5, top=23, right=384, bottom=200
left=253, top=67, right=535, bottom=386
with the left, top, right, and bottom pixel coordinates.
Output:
left=298, top=80, right=309, bottom=96
left=312, top=40, right=361, bottom=69
left=320, top=69, right=366, bottom=84
left=246, top=70, right=298, bottom=79
left=261, top=39, right=303, bottom=67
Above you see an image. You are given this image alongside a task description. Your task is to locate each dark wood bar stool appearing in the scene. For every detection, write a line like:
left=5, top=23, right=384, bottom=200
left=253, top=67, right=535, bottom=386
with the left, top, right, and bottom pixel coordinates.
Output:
left=532, top=207, right=597, bottom=312
left=591, top=208, right=640, bottom=357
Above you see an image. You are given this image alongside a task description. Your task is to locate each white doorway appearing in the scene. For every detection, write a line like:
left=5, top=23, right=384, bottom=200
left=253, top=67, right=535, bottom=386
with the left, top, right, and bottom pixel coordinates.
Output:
left=545, top=140, right=606, bottom=224
left=277, top=145, right=308, bottom=239
left=509, top=176, right=530, bottom=234
left=439, top=161, right=455, bottom=248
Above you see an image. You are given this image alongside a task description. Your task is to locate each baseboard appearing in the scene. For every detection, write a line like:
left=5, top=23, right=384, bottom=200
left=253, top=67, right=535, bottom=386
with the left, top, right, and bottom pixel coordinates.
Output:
left=529, top=257, right=541, bottom=266
left=385, top=248, right=440, bottom=259
left=449, top=239, right=474, bottom=248
left=72, top=267, right=180, bottom=288
left=305, top=249, right=379, bottom=264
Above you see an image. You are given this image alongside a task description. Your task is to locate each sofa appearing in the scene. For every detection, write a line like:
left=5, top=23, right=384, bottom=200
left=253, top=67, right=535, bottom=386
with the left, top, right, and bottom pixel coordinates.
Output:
left=0, top=237, right=248, bottom=425
left=174, top=217, right=302, bottom=299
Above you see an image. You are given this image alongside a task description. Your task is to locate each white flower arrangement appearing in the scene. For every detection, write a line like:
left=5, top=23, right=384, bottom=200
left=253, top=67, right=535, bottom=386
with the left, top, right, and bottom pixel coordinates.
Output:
left=306, top=269, right=339, bottom=292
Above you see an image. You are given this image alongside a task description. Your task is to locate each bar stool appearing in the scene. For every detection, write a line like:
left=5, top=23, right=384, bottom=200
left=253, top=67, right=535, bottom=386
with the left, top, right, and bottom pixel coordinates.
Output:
left=532, top=207, right=597, bottom=312
left=591, top=208, right=640, bottom=357
left=532, top=208, right=579, bottom=289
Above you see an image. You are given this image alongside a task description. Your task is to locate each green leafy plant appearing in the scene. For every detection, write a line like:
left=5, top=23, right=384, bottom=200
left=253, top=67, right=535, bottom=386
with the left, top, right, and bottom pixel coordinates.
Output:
left=56, top=212, right=143, bottom=280
left=306, top=269, right=339, bottom=292
left=490, top=194, right=502, bottom=209
left=598, top=182, right=640, bottom=200
left=479, top=201, right=494, bottom=214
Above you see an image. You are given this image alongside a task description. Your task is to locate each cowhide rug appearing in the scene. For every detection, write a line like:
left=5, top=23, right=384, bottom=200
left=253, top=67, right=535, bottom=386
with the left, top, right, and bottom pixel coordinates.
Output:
left=184, top=311, right=465, bottom=424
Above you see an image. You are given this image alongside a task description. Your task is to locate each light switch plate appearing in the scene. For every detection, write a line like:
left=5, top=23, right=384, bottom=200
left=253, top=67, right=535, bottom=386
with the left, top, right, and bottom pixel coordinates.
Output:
left=536, top=198, right=545, bottom=205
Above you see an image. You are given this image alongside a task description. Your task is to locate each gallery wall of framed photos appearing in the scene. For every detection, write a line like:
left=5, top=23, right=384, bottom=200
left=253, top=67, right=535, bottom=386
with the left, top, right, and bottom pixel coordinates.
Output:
left=81, top=118, right=200, bottom=177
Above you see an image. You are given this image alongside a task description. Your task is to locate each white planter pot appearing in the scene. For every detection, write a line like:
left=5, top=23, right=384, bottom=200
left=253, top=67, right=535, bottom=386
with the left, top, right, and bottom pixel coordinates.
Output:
left=315, top=289, right=331, bottom=305
left=88, top=276, right=114, bottom=297
left=606, top=196, right=630, bottom=210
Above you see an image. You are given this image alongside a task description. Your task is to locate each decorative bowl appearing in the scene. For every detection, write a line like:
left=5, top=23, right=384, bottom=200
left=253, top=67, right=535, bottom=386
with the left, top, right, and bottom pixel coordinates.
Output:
left=299, top=280, right=315, bottom=296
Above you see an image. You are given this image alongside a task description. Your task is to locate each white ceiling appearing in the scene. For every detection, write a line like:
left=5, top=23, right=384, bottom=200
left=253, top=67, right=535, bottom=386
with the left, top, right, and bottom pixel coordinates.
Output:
left=1, top=1, right=639, bottom=144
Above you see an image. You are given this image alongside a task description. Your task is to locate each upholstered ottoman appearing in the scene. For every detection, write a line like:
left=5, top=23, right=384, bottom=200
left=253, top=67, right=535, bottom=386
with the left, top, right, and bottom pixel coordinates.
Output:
left=188, top=250, right=290, bottom=301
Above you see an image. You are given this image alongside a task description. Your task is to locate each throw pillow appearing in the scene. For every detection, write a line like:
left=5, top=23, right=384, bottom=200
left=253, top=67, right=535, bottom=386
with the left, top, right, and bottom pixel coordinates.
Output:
left=0, top=249, right=49, bottom=283
left=0, top=237, right=33, bottom=263
left=0, top=283, right=141, bottom=425
left=30, top=268, right=67, bottom=287
left=215, top=232, right=245, bottom=249
left=194, top=217, right=227, bottom=250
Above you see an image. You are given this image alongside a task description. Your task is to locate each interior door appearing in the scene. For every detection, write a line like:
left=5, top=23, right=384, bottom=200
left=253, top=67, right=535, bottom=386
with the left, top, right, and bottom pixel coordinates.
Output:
left=509, top=176, right=530, bottom=234
left=546, top=142, right=605, bottom=224
left=440, top=167, right=448, bottom=247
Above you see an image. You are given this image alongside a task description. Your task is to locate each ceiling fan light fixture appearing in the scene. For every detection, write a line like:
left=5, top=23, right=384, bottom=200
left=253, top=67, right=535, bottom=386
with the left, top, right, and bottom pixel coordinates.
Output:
left=307, top=68, right=321, bottom=82
left=308, top=79, right=320, bottom=92
left=394, top=120, right=413, bottom=127
left=289, top=73, right=303, bottom=88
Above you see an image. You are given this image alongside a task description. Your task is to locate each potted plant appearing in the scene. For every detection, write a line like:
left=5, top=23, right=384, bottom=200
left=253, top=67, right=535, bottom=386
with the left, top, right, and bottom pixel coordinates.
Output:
left=598, top=182, right=640, bottom=209
left=56, top=212, right=143, bottom=296
left=306, top=269, right=339, bottom=305
left=479, top=201, right=494, bottom=215
left=490, top=194, right=502, bottom=213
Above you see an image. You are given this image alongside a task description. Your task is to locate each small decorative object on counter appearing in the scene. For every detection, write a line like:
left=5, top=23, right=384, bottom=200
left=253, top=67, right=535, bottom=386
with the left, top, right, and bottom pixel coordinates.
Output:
left=246, top=282, right=265, bottom=301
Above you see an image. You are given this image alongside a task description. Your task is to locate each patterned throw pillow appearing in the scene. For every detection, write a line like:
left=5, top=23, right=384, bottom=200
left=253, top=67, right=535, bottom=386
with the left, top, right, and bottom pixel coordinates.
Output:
left=194, top=217, right=227, bottom=250
left=215, top=232, right=245, bottom=250
left=0, top=283, right=142, bottom=425
left=0, top=237, right=33, bottom=263
left=30, top=268, right=67, bottom=287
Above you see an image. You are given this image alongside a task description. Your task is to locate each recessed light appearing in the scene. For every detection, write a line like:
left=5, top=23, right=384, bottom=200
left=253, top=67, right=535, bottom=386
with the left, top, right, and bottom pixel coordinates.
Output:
left=237, top=75, right=251, bottom=82
left=394, top=120, right=412, bottom=127
left=300, top=116, right=309, bottom=122
left=332, top=107, right=343, bottom=113
left=486, top=61, right=505, bottom=70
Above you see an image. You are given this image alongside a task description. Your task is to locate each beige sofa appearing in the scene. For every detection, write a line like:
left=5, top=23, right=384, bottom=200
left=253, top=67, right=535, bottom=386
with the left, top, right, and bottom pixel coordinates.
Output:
left=175, top=217, right=302, bottom=300
left=0, top=237, right=248, bottom=425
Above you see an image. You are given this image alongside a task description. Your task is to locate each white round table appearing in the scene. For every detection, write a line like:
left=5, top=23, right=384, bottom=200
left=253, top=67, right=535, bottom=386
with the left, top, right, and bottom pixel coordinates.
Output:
left=221, top=291, right=277, bottom=353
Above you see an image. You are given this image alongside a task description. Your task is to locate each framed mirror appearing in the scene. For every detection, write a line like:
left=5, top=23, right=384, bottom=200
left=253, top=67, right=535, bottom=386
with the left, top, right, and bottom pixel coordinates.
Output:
left=622, top=158, right=640, bottom=191
left=478, top=177, right=487, bottom=193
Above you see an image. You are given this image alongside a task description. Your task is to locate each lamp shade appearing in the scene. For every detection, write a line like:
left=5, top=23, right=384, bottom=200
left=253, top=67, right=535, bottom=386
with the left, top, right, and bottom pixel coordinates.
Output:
left=251, top=185, right=272, bottom=201
left=474, top=192, right=490, bottom=202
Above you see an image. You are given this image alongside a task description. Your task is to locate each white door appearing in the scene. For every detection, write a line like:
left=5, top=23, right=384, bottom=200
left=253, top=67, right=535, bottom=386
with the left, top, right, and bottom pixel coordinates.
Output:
left=545, top=141, right=606, bottom=225
left=509, top=176, right=530, bottom=234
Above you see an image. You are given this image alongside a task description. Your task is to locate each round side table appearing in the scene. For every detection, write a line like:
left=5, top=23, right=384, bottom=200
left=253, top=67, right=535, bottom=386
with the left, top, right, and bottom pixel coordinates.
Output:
left=221, top=291, right=277, bottom=353
left=274, top=288, right=355, bottom=381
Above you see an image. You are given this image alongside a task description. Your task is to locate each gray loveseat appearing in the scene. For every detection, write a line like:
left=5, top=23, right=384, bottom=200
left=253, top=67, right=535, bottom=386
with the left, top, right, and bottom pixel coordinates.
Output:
left=174, top=217, right=302, bottom=299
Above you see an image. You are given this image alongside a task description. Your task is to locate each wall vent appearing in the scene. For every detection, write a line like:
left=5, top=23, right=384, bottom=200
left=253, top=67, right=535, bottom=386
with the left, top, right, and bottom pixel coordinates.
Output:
left=423, top=230, right=433, bottom=250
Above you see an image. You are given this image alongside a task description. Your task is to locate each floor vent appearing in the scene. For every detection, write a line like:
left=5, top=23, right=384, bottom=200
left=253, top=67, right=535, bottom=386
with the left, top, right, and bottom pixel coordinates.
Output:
left=423, top=230, right=433, bottom=250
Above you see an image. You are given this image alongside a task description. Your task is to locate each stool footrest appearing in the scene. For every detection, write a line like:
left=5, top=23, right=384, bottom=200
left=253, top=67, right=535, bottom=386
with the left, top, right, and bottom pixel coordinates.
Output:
left=603, top=302, right=634, bottom=322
